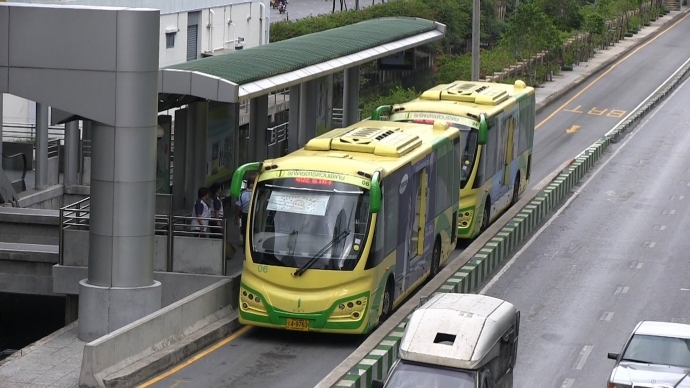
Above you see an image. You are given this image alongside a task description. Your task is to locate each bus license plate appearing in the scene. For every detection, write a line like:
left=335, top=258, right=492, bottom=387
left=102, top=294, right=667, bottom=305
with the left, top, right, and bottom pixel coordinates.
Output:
left=286, top=318, right=310, bottom=331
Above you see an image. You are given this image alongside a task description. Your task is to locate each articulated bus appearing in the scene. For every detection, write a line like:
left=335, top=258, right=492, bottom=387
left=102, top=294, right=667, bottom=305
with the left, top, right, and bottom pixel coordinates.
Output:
left=373, top=80, right=536, bottom=239
left=230, top=120, right=462, bottom=334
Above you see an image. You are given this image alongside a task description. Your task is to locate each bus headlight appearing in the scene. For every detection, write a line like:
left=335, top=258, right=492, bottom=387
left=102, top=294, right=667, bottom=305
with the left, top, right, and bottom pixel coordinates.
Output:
left=458, top=210, right=474, bottom=228
left=240, top=286, right=268, bottom=315
left=330, top=296, right=368, bottom=321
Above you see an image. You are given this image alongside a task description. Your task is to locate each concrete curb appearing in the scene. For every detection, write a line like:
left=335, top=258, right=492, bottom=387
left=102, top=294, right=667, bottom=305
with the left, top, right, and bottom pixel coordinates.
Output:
left=323, top=18, right=690, bottom=388
left=79, top=278, right=237, bottom=388
left=103, top=310, right=240, bottom=388
left=535, top=8, right=689, bottom=115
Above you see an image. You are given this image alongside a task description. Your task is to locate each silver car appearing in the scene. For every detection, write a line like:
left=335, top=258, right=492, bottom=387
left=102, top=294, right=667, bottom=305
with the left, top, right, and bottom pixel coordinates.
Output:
left=607, top=321, right=690, bottom=388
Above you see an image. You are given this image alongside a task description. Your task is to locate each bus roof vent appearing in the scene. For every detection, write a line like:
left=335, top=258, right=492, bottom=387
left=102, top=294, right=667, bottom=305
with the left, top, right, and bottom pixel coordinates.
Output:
left=420, top=81, right=509, bottom=106
left=329, top=126, right=422, bottom=157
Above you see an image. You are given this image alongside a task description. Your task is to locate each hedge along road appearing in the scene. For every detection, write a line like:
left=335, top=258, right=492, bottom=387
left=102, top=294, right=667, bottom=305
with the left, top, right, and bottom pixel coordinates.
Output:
left=138, top=9, right=690, bottom=388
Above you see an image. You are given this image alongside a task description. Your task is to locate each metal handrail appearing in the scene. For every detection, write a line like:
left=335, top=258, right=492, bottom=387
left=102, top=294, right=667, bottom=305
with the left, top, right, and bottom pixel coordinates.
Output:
left=59, top=198, right=230, bottom=275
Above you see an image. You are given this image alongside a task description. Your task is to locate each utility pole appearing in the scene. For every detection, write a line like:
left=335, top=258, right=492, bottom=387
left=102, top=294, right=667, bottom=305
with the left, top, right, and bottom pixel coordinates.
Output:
left=356, top=0, right=360, bottom=10
left=471, top=0, right=480, bottom=81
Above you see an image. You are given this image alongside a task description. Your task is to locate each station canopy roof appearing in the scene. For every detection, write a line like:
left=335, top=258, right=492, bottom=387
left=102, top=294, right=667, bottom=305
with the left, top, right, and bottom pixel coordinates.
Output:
left=158, top=17, right=446, bottom=108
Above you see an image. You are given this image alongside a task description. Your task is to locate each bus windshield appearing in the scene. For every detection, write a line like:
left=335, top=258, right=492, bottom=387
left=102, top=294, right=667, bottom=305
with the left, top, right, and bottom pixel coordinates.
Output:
left=384, top=361, right=476, bottom=388
left=393, top=117, right=478, bottom=187
left=250, top=177, right=371, bottom=271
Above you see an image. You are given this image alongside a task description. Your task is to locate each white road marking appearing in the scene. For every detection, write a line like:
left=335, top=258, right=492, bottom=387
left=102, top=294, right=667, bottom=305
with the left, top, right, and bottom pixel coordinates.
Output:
left=636, top=262, right=644, bottom=269
left=561, top=378, right=575, bottom=388
left=576, top=345, right=593, bottom=369
left=479, top=73, right=690, bottom=295
left=670, top=209, right=676, bottom=214
left=649, top=242, right=656, bottom=248
left=661, top=225, right=667, bottom=230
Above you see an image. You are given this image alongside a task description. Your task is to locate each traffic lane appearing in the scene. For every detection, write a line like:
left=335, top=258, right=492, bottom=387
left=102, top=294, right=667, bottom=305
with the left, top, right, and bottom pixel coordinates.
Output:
left=482, top=76, right=690, bottom=387
left=270, top=0, right=384, bottom=23
left=530, top=11, right=690, bottom=187
left=145, top=14, right=690, bottom=388
left=147, top=327, right=366, bottom=388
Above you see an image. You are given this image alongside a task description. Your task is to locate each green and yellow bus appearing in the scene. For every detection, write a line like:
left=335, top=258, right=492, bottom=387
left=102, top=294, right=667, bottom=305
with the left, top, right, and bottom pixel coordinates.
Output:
left=373, top=80, right=536, bottom=239
left=230, top=120, right=462, bottom=334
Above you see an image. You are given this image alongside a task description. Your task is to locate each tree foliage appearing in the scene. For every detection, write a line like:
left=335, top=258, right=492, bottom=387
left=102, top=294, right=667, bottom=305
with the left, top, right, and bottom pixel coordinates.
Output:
left=501, top=1, right=562, bottom=62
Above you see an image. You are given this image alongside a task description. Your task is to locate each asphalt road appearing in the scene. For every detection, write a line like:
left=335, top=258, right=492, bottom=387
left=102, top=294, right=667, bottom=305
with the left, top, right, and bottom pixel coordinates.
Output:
left=269, top=0, right=384, bottom=23
left=141, top=13, right=690, bottom=388
left=481, top=69, right=690, bottom=387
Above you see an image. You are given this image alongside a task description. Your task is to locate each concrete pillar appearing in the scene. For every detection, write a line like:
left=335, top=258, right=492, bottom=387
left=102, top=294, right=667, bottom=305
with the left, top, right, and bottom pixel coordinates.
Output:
left=184, top=102, right=208, bottom=209
left=249, top=96, right=269, bottom=161
left=343, top=66, right=360, bottom=126
left=172, top=109, right=187, bottom=212
left=77, top=8, right=162, bottom=341
left=35, top=103, right=49, bottom=190
left=64, top=120, right=80, bottom=188
left=79, top=120, right=161, bottom=341
left=82, top=120, right=93, bottom=186
left=288, top=86, right=300, bottom=153
left=298, top=80, right=317, bottom=148
left=315, top=74, right=334, bottom=134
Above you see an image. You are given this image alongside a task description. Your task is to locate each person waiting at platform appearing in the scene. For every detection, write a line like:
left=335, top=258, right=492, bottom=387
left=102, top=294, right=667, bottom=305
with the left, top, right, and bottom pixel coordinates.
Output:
left=192, top=187, right=211, bottom=237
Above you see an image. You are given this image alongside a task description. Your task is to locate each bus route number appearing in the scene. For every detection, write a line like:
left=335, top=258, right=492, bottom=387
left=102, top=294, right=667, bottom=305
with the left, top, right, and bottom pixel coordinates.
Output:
left=258, top=265, right=269, bottom=273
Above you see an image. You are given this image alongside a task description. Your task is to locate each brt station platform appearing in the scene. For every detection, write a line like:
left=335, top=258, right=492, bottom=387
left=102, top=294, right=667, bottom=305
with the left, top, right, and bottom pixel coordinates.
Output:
left=0, top=5, right=445, bottom=386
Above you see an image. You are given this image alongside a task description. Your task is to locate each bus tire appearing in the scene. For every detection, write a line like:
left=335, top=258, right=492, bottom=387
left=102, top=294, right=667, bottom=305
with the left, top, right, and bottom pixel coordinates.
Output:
left=480, top=198, right=491, bottom=233
left=430, top=238, right=441, bottom=278
left=511, top=173, right=521, bottom=206
left=380, top=278, right=394, bottom=323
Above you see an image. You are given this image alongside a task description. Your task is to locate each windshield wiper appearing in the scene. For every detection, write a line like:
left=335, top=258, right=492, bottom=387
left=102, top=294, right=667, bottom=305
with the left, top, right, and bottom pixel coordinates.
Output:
left=293, top=230, right=350, bottom=277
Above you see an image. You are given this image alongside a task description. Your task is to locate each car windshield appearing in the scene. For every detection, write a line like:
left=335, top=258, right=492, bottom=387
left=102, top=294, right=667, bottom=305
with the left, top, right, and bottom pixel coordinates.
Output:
left=250, top=177, right=371, bottom=271
left=384, top=361, right=476, bottom=388
left=622, top=334, right=690, bottom=367
left=390, top=115, right=478, bottom=187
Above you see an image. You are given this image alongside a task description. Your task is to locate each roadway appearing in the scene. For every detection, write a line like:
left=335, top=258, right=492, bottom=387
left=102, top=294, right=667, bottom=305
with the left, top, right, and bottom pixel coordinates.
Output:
left=140, top=11, right=690, bottom=388
left=269, top=0, right=384, bottom=23
left=480, top=62, right=690, bottom=387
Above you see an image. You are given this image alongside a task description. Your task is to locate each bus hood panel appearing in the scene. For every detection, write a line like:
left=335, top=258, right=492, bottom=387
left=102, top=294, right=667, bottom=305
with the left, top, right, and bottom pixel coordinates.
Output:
left=242, top=266, right=374, bottom=313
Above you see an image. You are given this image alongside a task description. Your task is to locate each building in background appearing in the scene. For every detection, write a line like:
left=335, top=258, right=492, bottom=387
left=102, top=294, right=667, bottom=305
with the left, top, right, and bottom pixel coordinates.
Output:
left=1, top=0, right=270, bottom=140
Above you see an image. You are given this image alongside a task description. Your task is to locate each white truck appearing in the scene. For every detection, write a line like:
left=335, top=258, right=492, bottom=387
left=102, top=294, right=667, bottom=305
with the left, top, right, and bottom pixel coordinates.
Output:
left=372, top=293, right=520, bottom=388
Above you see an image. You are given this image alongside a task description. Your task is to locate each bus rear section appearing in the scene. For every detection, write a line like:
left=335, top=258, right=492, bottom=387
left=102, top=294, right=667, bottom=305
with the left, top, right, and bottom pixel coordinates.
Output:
left=230, top=120, right=460, bottom=334
left=373, top=293, right=520, bottom=388
left=374, top=80, right=536, bottom=240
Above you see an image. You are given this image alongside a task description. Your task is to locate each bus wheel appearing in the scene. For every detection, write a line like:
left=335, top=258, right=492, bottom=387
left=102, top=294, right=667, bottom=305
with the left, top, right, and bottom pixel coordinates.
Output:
left=511, top=174, right=521, bottom=206
left=430, top=238, right=441, bottom=277
left=380, top=279, right=394, bottom=322
left=480, top=201, right=490, bottom=233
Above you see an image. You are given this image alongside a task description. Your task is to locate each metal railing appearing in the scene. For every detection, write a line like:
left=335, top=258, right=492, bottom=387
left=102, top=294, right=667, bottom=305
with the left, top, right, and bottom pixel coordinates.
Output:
left=268, top=122, right=288, bottom=146
left=239, top=88, right=290, bottom=115
left=0, top=122, right=65, bottom=143
left=331, top=107, right=363, bottom=127
left=48, top=139, right=60, bottom=159
left=59, top=198, right=230, bottom=275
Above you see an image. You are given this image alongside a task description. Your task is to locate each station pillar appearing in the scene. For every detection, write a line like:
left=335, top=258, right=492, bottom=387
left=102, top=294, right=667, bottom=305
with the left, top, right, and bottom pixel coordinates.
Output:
left=172, top=109, right=187, bottom=212
left=343, top=66, right=360, bottom=127
left=35, top=102, right=49, bottom=190
left=288, top=85, right=300, bottom=153
left=64, top=120, right=80, bottom=188
left=298, top=80, right=317, bottom=148
left=249, top=95, right=268, bottom=161
left=183, top=101, right=209, bottom=211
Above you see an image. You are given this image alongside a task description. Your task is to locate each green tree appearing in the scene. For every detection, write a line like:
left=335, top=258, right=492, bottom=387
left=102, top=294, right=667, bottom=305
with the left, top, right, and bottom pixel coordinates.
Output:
left=501, top=0, right=562, bottom=85
left=534, top=0, right=586, bottom=31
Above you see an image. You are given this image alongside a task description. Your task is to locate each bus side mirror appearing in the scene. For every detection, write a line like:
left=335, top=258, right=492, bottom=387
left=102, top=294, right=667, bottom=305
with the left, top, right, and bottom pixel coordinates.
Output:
left=369, top=172, right=382, bottom=213
left=230, top=162, right=262, bottom=198
left=478, top=114, right=488, bottom=145
left=372, top=105, right=392, bottom=121
left=371, top=380, right=384, bottom=388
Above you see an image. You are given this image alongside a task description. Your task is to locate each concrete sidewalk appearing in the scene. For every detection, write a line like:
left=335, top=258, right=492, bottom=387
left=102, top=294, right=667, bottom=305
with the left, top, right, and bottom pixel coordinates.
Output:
left=0, top=8, right=685, bottom=388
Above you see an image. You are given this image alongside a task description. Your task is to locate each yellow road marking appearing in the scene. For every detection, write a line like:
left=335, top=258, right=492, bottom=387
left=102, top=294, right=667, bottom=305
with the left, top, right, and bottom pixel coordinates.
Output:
left=566, top=125, right=581, bottom=134
left=536, top=11, right=690, bottom=130
left=136, top=325, right=253, bottom=388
